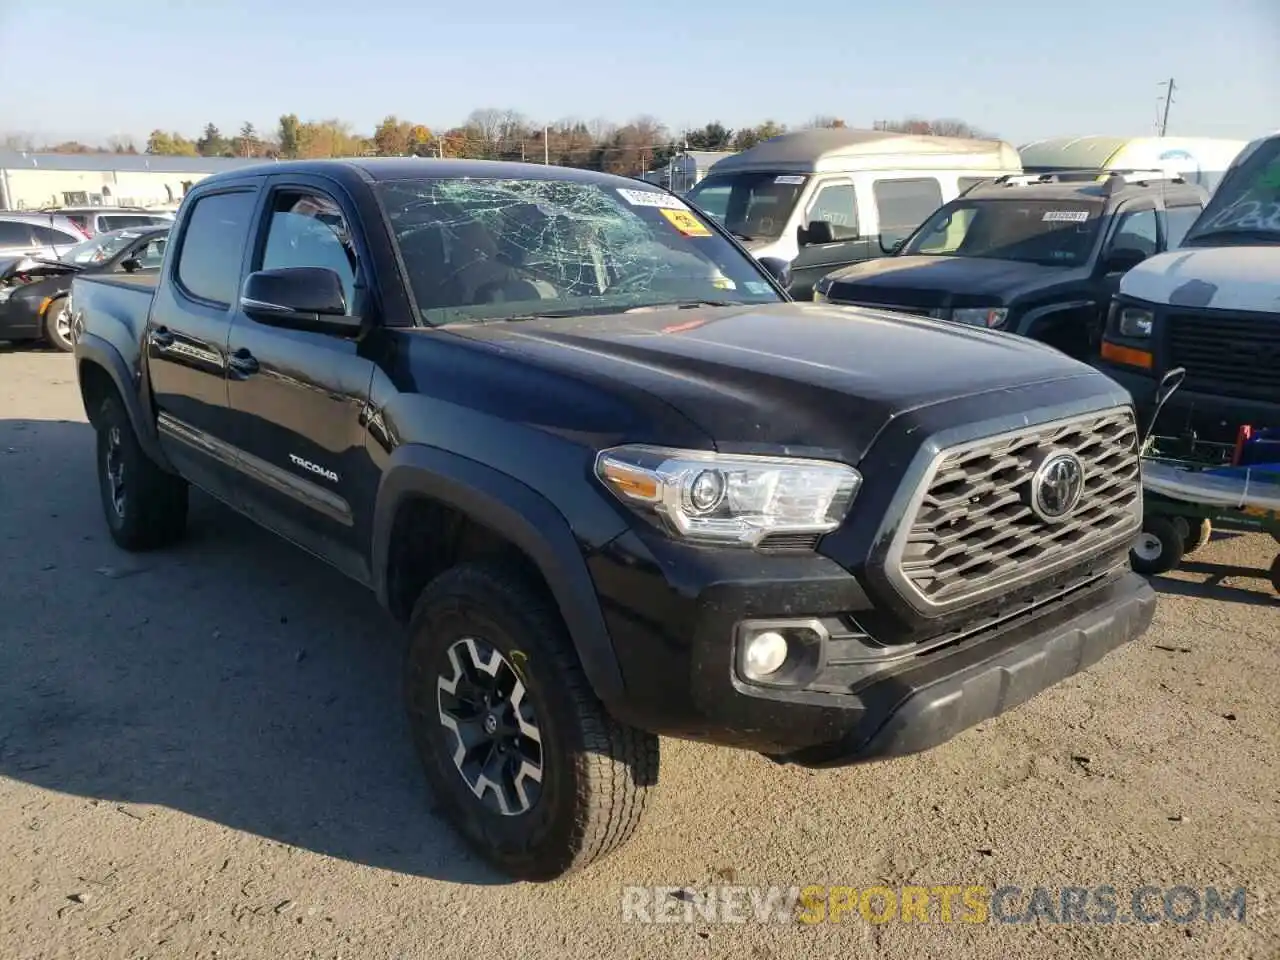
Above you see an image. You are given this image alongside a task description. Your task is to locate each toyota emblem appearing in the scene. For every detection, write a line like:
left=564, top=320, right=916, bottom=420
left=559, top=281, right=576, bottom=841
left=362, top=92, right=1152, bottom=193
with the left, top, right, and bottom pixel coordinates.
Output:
left=1029, top=451, right=1086, bottom=523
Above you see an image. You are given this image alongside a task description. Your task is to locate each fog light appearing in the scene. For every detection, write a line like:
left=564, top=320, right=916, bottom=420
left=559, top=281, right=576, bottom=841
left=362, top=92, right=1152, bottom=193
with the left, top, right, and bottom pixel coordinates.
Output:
left=743, top=630, right=789, bottom=679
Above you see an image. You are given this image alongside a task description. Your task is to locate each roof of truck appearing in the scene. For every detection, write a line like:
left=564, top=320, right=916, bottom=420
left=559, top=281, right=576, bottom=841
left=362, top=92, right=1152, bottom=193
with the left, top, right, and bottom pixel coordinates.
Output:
left=704, top=128, right=1022, bottom=175
left=195, top=156, right=669, bottom=189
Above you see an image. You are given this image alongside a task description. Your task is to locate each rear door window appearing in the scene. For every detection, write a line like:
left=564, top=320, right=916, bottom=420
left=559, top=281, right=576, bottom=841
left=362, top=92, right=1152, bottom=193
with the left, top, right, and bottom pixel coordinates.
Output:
left=175, top=191, right=258, bottom=305
left=32, top=224, right=80, bottom=246
left=873, top=177, right=944, bottom=246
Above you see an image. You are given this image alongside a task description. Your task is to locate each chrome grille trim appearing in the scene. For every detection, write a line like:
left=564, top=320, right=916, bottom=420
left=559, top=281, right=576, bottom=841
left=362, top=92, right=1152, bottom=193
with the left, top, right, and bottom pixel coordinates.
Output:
left=885, top=406, right=1141, bottom=612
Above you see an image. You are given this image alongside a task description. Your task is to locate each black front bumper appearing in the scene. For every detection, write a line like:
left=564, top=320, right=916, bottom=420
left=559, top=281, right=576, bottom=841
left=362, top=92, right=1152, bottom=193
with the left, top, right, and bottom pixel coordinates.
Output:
left=590, top=520, right=1155, bottom=765
left=788, top=571, right=1154, bottom=766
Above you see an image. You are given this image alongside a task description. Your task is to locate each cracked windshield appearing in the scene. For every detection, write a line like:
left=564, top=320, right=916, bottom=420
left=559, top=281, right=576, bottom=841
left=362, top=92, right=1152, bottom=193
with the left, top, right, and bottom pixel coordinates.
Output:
left=375, top=178, right=782, bottom=324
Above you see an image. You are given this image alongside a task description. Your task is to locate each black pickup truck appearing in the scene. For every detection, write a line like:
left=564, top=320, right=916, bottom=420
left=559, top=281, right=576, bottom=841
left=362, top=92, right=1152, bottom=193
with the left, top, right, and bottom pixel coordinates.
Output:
left=73, top=158, right=1155, bottom=881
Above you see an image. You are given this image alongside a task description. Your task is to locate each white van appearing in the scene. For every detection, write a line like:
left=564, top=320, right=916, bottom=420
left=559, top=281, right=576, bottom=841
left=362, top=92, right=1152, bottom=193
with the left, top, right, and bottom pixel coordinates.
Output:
left=1097, top=131, right=1280, bottom=440
left=1019, top=135, right=1249, bottom=196
left=684, top=128, right=1022, bottom=298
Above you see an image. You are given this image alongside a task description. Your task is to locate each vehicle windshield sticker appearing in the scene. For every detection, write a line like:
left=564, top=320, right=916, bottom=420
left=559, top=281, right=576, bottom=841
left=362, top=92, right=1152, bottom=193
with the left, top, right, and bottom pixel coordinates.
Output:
left=659, top=208, right=712, bottom=237
left=1043, top=210, right=1090, bottom=223
left=744, top=281, right=772, bottom=294
left=774, top=175, right=805, bottom=184
left=616, top=188, right=688, bottom=210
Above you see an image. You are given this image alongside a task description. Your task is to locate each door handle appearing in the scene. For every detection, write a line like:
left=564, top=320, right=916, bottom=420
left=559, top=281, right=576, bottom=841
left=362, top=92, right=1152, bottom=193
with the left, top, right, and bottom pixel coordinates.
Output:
left=148, top=327, right=175, bottom=349
left=228, top=348, right=259, bottom=377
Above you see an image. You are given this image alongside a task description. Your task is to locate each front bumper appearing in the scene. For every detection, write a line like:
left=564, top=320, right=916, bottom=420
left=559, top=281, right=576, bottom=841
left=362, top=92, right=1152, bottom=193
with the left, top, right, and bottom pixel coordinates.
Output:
left=590, top=522, right=1154, bottom=764
left=1097, top=360, right=1280, bottom=441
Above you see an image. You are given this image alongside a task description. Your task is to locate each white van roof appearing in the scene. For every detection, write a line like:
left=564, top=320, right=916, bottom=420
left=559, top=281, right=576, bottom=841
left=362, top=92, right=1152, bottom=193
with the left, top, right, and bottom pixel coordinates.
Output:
left=1019, top=135, right=1249, bottom=171
left=706, top=128, right=1022, bottom=175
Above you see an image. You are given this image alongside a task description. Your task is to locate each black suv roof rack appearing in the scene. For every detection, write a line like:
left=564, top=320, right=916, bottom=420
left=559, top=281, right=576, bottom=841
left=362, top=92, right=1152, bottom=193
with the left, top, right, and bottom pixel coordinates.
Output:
left=984, top=168, right=1188, bottom=196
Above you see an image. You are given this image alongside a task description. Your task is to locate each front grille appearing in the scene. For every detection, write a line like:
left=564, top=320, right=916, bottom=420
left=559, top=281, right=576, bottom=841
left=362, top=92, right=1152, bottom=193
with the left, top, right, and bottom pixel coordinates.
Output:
left=1167, top=312, right=1280, bottom=404
left=888, top=407, right=1140, bottom=610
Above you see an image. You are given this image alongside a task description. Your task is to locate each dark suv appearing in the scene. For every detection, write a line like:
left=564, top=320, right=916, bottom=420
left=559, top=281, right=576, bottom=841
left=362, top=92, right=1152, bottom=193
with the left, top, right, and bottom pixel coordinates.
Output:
left=812, top=171, right=1208, bottom=359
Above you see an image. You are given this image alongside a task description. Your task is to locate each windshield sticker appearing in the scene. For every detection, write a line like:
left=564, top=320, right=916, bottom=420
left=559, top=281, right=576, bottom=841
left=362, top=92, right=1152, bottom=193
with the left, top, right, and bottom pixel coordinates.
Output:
left=774, top=175, right=806, bottom=185
left=659, top=208, right=712, bottom=237
left=1042, top=210, right=1090, bottom=223
left=744, top=281, right=772, bottom=295
left=616, top=188, right=688, bottom=210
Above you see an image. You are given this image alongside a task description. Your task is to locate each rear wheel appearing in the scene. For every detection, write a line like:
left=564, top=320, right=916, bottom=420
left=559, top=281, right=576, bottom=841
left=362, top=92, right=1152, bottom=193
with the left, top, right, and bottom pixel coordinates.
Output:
left=95, top=394, right=189, bottom=550
left=42, top=297, right=75, bottom=352
left=1270, top=555, right=1280, bottom=595
left=1131, top=515, right=1184, bottom=576
left=405, top=562, right=659, bottom=881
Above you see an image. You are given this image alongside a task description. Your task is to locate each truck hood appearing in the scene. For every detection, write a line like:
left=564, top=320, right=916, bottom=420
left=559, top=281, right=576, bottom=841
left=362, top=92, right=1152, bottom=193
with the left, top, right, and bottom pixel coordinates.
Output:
left=824, top=255, right=1076, bottom=308
left=446, top=302, right=1100, bottom=461
left=1120, top=246, right=1280, bottom=312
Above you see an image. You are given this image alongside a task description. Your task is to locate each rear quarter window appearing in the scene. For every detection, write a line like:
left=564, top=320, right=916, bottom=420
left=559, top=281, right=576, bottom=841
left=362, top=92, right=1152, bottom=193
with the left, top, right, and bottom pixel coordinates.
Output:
left=175, top=191, right=257, bottom=304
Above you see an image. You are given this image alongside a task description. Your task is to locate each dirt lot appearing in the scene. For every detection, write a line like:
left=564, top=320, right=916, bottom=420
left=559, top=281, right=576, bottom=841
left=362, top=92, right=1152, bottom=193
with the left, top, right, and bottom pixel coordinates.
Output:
left=1, top=348, right=1277, bottom=960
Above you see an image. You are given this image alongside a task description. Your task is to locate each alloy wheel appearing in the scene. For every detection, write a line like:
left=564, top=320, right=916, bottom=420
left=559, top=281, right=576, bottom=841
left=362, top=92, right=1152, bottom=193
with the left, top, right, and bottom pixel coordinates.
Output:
left=437, top=637, right=544, bottom=816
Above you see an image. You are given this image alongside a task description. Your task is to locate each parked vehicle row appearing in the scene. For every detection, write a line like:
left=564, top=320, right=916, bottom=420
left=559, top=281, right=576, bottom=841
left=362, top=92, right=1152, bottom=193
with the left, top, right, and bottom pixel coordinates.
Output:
left=72, top=157, right=1153, bottom=882
left=0, top=225, right=170, bottom=351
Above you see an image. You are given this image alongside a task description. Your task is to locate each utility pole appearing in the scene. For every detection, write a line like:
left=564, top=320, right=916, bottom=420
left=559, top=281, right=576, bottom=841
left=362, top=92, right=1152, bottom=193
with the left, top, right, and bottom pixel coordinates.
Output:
left=544, top=126, right=549, bottom=164
left=1157, top=78, right=1176, bottom=136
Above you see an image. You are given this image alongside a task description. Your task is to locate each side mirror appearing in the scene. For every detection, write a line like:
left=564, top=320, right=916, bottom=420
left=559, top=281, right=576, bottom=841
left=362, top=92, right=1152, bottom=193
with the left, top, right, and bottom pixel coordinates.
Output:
left=800, top=220, right=836, bottom=247
left=1103, top=247, right=1148, bottom=275
left=240, top=267, right=361, bottom=335
left=757, top=256, right=792, bottom=291
left=120, top=257, right=143, bottom=273
left=886, top=237, right=907, bottom=255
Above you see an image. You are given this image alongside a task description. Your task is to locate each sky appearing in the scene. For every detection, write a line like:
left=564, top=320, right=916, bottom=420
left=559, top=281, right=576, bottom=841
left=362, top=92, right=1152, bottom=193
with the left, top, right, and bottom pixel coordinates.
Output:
left=3, top=0, right=1277, bottom=148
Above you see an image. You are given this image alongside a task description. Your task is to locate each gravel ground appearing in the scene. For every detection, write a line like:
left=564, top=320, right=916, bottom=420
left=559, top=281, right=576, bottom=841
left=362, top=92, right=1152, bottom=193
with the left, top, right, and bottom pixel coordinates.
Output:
left=2, top=347, right=1277, bottom=960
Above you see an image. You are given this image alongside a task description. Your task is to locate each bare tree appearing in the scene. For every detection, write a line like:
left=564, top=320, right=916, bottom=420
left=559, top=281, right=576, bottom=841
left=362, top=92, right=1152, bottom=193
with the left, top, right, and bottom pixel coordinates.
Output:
left=1, top=131, right=35, bottom=151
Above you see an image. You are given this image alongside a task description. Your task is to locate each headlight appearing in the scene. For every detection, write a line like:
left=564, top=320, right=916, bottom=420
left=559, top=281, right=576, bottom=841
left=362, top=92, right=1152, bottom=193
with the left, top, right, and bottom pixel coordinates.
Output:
left=595, top=445, right=862, bottom=546
left=950, top=307, right=1008, bottom=328
left=1117, top=306, right=1154, bottom=338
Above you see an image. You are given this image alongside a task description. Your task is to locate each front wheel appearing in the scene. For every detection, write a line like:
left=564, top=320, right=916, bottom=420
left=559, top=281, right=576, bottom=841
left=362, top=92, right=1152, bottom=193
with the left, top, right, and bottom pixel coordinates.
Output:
left=43, top=297, right=75, bottom=352
left=1270, top=555, right=1280, bottom=595
left=1131, top=515, right=1185, bottom=576
left=405, top=562, right=659, bottom=881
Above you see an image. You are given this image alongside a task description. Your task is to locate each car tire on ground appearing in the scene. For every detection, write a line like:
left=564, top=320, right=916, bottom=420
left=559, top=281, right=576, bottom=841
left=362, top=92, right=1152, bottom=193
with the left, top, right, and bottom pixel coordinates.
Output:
left=95, top=394, right=189, bottom=550
left=1270, top=554, right=1280, bottom=595
left=1131, top=515, right=1185, bottom=576
left=42, top=297, right=75, bottom=352
left=1182, top=517, right=1213, bottom=554
left=405, top=561, right=659, bottom=881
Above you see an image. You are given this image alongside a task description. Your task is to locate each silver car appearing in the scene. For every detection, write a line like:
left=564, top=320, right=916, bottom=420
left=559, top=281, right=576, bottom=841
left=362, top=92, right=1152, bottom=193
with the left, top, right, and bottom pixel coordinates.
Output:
left=0, top=213, right=85, bottom=260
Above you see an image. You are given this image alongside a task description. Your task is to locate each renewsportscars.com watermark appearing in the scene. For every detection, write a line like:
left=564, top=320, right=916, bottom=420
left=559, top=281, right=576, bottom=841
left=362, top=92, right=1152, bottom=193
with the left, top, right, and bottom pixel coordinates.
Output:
left=621, top=884, right=1249, bottom=926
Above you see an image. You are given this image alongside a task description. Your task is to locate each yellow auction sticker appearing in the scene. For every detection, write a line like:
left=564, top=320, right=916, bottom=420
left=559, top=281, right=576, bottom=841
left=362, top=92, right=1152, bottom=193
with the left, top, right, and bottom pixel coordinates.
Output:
left=660, top=208, right=711, bottom=237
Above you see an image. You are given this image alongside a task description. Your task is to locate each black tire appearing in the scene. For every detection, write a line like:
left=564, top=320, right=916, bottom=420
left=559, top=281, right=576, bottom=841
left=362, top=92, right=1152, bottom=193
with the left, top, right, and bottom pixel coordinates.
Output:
left=1182, top=517, right=1213, bottom=555
left=42, top=297, right=75, bottom=352
left=95, top=393, right=189, bottom=551
left=1130, top=515, right=1185, bottom=576
left=1270, top=555, right=1280, bottom=596
left=405, top=562, right=659, bottom=881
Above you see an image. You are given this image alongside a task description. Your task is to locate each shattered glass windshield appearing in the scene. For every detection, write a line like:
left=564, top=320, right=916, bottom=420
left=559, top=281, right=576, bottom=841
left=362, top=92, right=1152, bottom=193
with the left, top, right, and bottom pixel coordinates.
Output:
left=375, top=177, right=783, bottom=325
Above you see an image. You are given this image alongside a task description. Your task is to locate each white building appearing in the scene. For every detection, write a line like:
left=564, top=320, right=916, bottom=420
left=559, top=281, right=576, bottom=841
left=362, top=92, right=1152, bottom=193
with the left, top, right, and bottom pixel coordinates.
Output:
left=0, top=151, right=271, bottom=211
left=642, top=151, right=736, bottom=193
